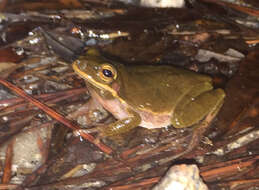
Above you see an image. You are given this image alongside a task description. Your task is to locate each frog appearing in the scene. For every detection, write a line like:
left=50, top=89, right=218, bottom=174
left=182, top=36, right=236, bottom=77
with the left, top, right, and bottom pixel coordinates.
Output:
left=72, top=48, right=225, bottom=137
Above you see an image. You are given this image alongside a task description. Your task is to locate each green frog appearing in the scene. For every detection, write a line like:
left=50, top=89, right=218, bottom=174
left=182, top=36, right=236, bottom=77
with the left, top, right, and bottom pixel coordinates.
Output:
left=72, top=49, right=225, bottom=137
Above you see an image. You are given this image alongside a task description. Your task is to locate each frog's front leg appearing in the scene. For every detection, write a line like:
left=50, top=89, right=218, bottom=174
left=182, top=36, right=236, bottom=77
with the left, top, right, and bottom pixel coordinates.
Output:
left=171, top=88, right=225, bottom=128
left=101, top=109, right=142, bottom=137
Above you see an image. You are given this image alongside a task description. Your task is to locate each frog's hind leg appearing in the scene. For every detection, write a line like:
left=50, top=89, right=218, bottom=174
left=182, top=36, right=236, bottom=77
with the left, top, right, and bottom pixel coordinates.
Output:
left=167, top=105, right=224, bottom=161
left=168, top=90, right=225, bottom=161
left=171, top=87, right=225, bottom=129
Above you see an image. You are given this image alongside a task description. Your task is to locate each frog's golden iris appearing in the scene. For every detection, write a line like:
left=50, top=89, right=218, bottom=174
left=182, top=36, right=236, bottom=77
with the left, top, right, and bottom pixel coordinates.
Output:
left=99, top=64, right=117, bottom=83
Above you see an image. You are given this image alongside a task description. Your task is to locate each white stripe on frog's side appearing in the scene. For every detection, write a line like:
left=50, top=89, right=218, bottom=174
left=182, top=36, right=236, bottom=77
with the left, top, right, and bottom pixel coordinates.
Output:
left=138, top=110, right=171, bottom=129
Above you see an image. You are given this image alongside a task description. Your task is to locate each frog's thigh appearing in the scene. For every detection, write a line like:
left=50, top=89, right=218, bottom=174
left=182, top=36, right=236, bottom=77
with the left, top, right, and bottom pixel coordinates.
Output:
left=103, top=110, right=141, bottom=136
left=171, top=89, right=225, bottom=128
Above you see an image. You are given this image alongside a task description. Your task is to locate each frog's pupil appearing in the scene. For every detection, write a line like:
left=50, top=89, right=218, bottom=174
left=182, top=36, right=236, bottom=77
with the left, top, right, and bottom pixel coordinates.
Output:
left=103, top=69, right=113, bottom=78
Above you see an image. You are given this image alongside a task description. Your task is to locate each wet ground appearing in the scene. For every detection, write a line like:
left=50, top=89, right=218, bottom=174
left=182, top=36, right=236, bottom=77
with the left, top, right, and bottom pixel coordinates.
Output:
left=0, top=0, right=258, bottom=189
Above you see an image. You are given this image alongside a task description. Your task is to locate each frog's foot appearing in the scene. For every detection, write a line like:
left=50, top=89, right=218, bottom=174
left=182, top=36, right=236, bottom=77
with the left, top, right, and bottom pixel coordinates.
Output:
left=73, top=127, right=100, bottom=135
left=73, top=124, right=106, bottom=144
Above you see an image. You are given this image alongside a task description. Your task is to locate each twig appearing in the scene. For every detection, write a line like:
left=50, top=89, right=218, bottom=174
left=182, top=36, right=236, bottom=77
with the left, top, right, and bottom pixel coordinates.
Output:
left=0, top=78, right=113, bottom=154
left=200, top=155, right=259, bottom=181
left=220, top=178, right=259, bottom=189
left=0, top=0, right=8, bottom=11
left=200, top=0, right=259, bottom=17
left=246, top=39, right=259, bottom=45
left=0, top=87, right=86, bottom=110
left=0, top=184, right=18, bottom=190
left=1, top=140, right=14, bottom=184
left=0, top=112, right=38, bottom=146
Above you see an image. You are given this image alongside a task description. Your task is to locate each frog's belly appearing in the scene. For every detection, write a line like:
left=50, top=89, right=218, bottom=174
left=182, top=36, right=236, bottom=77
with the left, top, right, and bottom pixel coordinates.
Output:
left=101, top=98, right=171, bottom=128
left=95, top=96, right=171, bottom=128
left=138, top=111, right=171, bottom=129
left=89, top=89, right=172, bottom=129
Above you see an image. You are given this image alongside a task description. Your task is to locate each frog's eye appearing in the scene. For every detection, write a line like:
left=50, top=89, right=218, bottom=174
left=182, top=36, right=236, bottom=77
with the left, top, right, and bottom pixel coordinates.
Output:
left=99, top=64, right=117, bottom=83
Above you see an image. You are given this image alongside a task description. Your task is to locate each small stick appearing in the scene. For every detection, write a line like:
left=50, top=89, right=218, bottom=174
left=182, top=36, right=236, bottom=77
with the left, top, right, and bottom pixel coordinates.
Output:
left=1, top=140, right=14, bottom=184
left=200, top=0, right=259, bottom=17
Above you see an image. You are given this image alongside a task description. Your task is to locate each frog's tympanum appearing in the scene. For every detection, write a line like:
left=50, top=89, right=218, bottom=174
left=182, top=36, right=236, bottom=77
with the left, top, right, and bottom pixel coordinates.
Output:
left=73, top=49, right=225, bottom=137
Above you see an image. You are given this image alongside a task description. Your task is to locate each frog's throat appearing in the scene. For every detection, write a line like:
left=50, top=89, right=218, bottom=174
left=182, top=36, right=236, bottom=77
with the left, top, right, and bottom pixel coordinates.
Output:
left=73, top=63, right=126, bottom=104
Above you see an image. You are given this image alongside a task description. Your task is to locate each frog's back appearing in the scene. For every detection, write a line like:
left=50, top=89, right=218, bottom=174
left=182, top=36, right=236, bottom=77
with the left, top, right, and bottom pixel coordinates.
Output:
left=118, top=64, right=212, bottom=113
